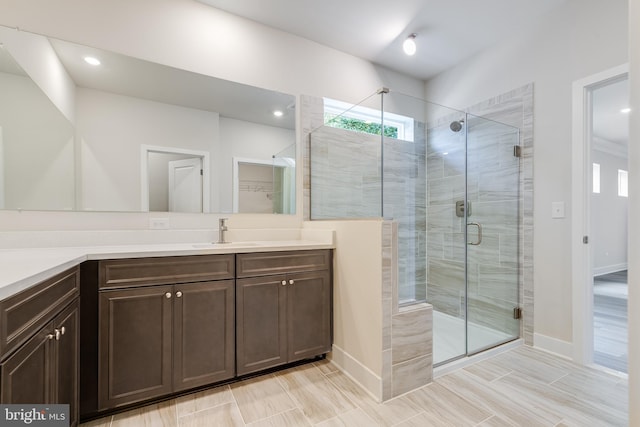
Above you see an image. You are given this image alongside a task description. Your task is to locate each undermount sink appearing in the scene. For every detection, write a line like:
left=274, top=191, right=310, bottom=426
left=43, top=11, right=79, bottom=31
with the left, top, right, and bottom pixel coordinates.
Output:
left=191, top=242, right=261, bottom=249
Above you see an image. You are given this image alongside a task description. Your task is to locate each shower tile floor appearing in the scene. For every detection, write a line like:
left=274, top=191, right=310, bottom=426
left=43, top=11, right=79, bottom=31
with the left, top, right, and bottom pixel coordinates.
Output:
left=433, top=310, right=513, bottom=365
left=80, top=346, right=627, bottom=427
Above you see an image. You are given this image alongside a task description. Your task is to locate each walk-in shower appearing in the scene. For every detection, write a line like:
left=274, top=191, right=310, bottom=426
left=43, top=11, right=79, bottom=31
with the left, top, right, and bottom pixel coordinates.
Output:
left=310, top=89, right=521, bottom=366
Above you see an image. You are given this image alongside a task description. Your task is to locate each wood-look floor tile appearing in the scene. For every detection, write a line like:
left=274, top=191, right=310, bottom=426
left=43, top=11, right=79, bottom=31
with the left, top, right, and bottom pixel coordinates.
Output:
left=111, top=401, right=177, bottom=427
left=549, top=367, right=628, bottom=414
left=276, top=364, right=356, bottom=424
left=477, top=415, right=516, bottom=427
left=462, top=357, right=513, bottom=382
left=490, top=347, right=569, bottom=384
left=494, top=371, right=626, bottom=427
left=325, top=370, right=422, bottom=426
left=437, top=370, right=562, bottom=426
left=175, top=385, right=233, bottom=417
left=177, top=402, right=244, bottom=426
left=404, top=382, right=492, bottom=426
left=392, top=411, right=457, bottom=427
left=313, top=358, right=339, bottom=375
left=230, top=374, right=297, bottom=424
left=245, top=408, right=311, bottom=427
left=314, top=408, right=377, bottom=427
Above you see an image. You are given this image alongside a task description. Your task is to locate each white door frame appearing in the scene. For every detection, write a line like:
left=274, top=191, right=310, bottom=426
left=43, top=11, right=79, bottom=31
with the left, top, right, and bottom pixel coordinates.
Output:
left=141, top=145, right=211, bottom=212
left=571, top=63, right=628, bottom=365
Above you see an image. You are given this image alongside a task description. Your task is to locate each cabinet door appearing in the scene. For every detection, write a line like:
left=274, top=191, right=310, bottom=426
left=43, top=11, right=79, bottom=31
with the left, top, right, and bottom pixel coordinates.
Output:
left=0, top=322, right=53, bottom=404
left=98, top=286, right=173, bottom=410
left=236, top=276, right=287, bottom=375
left=173, top=280, right=235, bottom=391
left=287, top=270, right=332, bottom=362
left=53, top=300, right=79, bottom=427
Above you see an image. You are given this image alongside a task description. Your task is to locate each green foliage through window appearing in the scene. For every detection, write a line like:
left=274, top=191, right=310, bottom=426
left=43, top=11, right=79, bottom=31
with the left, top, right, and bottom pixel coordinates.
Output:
left=325, top=114, right=398, bottom=138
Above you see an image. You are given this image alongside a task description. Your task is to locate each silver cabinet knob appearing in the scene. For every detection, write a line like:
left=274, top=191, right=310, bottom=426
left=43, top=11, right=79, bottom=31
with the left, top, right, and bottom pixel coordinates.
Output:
left=53, top=329, right=61, bottom=340
left=47, top=333, right=55, bottom=340
left=281, top=280, right=287, bottom=286
left=165, top=292, right=172, bottom=299
left=60, top=326, right=66, bottom=336
left=289, top=279, right=294, bottom=285
left=176, top=291, right=183, bottom=298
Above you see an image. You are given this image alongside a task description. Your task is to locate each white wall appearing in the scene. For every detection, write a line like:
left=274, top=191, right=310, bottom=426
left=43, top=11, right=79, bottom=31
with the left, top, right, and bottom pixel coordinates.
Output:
left=424, top=0, right=628, bottom=346
left=0, top=25, right=75, bottom=123
left=0, top=72, right=75, bottom=211
left=591, top=149, right=628, bottom=274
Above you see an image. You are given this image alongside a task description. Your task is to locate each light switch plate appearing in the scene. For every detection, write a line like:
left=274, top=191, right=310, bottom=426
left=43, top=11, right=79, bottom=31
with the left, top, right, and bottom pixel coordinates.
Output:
left=551, top=202, right=565, bottom=219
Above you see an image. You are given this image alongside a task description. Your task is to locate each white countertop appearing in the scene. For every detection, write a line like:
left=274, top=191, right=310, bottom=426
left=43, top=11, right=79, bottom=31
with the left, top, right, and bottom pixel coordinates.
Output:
left=0, top=240, right=334, bottom=300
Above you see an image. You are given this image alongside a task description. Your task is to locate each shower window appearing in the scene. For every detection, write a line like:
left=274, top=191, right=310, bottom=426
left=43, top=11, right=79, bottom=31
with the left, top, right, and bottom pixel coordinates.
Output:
left=323, top=97, right=414, bottom=141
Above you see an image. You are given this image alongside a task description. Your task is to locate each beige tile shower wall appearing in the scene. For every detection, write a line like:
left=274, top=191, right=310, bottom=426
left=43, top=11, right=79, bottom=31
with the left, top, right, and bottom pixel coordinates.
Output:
left=382, top=220, right=433, bottom=400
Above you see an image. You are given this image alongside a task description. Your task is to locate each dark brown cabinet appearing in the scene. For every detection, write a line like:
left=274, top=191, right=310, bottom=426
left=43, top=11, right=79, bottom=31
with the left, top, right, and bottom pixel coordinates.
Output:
left=236, top=250, right=332, bottom=376
left=0, top=267, right=80, bottom=427
left=97, top=255, right=235, bottom=410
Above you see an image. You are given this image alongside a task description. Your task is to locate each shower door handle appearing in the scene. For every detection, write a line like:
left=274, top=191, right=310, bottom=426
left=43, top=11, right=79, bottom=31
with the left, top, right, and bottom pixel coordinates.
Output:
left=467, top=222, right=483, bottom=245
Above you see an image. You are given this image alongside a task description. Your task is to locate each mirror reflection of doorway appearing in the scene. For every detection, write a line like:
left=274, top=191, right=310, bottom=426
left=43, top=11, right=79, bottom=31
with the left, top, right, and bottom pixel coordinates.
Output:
left=232, top=146, right=296, bottom=214
left=237, top=162, right=274, bottom=214
left=167, top=157, right=203, bottom=213
left=590, top=76, right=629, bottom=373
left=141, top=145, right=210, bottom=213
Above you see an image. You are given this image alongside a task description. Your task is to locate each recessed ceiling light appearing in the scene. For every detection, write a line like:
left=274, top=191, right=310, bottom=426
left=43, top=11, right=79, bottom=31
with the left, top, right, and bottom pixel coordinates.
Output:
left=273, top=110, right=284, bottom=117
left=403, top=34, right=417, bottom=56
left=84, top=56, right=101, bottom=66
left=620, top=107, right=631, bottom=114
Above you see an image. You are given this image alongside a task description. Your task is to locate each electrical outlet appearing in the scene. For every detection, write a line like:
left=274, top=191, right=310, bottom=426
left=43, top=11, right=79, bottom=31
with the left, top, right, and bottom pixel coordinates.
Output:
left=149, top=218, right=170, bottom=230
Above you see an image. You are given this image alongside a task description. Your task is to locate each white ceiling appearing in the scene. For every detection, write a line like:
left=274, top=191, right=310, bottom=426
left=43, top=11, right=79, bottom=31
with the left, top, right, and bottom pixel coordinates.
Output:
left=48, top=38, right=296, bottom=129
left=195, top=0, right=628, bottom=146
left=196, top=0, right=568, bottom=80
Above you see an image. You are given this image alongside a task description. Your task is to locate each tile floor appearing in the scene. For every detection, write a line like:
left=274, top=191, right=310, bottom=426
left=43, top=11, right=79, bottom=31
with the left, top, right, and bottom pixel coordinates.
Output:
left=593, top=270, right=628, bottom=373
left=81, top=345, right=628, bottom=426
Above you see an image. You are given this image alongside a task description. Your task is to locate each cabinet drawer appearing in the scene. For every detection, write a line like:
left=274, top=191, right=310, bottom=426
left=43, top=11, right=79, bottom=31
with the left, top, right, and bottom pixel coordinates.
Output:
left=0, top=267, right=79, bottom=360
left=236, top=250, right=331, bottom=278
left=99, top=254, right=234, bottom=289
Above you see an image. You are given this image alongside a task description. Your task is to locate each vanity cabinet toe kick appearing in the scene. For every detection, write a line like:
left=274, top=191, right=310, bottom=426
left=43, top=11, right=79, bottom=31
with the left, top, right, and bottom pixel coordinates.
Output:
left=80, top=249, right=333, bottom=420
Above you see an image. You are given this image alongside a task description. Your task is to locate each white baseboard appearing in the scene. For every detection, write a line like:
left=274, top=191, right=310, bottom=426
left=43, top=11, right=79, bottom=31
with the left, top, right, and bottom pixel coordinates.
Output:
left=328, top=344, right=382, bottom=401
left=593, top=263, right=628, bottom=276
left=533, top=333, right=573, bottom=360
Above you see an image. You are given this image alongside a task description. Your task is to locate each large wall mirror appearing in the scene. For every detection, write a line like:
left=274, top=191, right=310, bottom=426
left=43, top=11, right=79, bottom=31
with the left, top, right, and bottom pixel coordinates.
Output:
left=0, top=25, right=296, bottom=214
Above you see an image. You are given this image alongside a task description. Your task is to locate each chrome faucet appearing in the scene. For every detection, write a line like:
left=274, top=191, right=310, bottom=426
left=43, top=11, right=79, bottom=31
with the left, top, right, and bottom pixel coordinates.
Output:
left=217, top=217, right=229, bottom=244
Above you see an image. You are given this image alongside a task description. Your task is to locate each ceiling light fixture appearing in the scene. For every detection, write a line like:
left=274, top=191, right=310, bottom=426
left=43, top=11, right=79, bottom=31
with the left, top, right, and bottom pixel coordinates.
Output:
left=621, top=107, right=631, bottom=114
left=403, top=34, right=417, bottom=56
left=273, top=110, right=284, bottom=117
left=84, top=56, right=101, bottom=66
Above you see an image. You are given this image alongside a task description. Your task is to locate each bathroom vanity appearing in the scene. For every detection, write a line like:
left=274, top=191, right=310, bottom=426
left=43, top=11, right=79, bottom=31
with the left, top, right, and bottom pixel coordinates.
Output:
left=0, top=242, right=333, bottom=425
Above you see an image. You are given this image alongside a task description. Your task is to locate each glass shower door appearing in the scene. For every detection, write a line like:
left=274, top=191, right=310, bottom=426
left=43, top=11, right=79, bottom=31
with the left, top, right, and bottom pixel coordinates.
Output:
left=465, top=114, right=520, bottom=354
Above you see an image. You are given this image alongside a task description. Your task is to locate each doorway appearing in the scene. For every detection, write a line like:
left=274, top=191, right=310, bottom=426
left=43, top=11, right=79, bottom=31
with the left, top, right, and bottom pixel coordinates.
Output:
left=571, top=65, right=628, bottom=371
left=140, top=145, right=210, bottom=213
